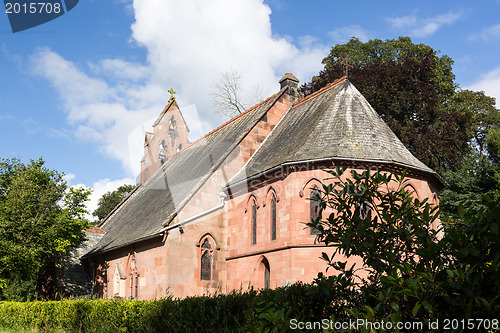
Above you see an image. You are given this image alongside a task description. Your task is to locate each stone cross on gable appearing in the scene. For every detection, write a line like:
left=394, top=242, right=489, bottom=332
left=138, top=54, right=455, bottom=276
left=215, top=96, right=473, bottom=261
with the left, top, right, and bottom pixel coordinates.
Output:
left=168, top=88, right=176, bottom=102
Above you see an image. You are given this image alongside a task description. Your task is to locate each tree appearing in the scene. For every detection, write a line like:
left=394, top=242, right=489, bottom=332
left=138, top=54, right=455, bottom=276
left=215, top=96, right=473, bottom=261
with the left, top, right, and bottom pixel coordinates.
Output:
left=0, top=157, right=91, bottom=300
left=303, top=46, right=470, bottom=172
left=309, top=168, right=499, bottom=323
left=210, top=69, right=248, bottom=117
left=446, top=89, right=500, bottom=157
left=319, top=36, right=456, bottom=100
left=487, top=126, right=500, bottom=200
left=439, top=152, right=497, bottom=214
left=210, top=69, right=268, bottom=118
left=302, top=37, right=500, bottom=215
left=93, top=184, right=135, bottom=222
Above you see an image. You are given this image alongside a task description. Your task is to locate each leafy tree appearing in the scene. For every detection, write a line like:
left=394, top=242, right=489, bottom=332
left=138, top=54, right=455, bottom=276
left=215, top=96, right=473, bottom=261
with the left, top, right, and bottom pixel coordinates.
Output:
left=487, top=126, right=500, bottom=200
left=302, top=38, right=470, bottom=173
left=439, top=151, right=498, bottom=214
left=319, top=36, right=456, bottom=99
left=0, top=157, right=90, bottom=300
left=439, top=94, right=500, bottom=214
left=302, top=37, right=500, bottom=216
left=309, top=168, right=499, bottom=324
left=93, top=184, right=135, bottom=222
left=446, top=89, right=500, bottom=157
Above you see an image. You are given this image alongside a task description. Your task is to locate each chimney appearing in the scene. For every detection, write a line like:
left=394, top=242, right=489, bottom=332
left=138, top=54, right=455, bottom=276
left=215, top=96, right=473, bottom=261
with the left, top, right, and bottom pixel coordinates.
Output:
left=279, top=72, right=299, bottom=89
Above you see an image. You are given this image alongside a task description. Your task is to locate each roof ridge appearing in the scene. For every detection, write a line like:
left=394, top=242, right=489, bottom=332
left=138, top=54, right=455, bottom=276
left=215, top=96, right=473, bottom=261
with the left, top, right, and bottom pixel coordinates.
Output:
left=137, top=90, right=284, bottom=188
left=294, top=76, right=346, bottom=108
left=171, top=88, right=285, bottom=156
left=153, top=99, right=178, bottom=127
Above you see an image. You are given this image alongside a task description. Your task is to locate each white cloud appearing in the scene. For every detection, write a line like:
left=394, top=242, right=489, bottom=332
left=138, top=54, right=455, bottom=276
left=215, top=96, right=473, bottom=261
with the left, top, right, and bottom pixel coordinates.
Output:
left=31, top=48, right=165, bottom=177
left=468, top=24, right=500, bottom=42
left=88, top=58, right=151, bottom=82
left=387, top=10, right=463, bottom=38
left=467, top=66, right=500, bottom=108
left=130, top=0, right=328, bottom=106
left=31, top=0, right=328, bottom=179
left=328, top=25, right=370, bottom=44
left=63, top=173, right=76, bottom=183
left=73, top=177, right=135, bottom=221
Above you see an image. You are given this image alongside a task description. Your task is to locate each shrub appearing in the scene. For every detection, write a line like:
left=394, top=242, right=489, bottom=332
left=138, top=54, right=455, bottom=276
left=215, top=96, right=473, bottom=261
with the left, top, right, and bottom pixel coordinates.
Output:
left=0, top=282, right=350, bottom=332
left=309, top=167, right=500, bottom=328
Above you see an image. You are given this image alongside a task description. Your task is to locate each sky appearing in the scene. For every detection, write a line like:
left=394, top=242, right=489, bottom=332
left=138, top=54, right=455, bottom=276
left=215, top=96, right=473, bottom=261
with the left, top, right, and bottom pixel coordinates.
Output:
left=1, top=0, right=500, bottom=218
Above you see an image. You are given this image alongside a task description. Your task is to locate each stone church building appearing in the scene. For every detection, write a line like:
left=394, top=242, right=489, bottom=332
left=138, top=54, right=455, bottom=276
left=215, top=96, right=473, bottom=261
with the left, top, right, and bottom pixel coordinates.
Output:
left=81, top=74, right=443, bottom=300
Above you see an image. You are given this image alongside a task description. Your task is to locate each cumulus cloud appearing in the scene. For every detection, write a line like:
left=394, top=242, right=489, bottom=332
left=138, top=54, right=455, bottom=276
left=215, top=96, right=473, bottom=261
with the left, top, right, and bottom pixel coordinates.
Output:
left=468, top=24, right=500, bottom=42
left=63, top=173, right=76, bottom=183
left=31, top=48, right=165, bottom=177
left=31, top=0, right=328, bottom=180
left=387, top=10, right=463, bottom=38
left=72, top=177, right=135, bottom=222
left=467, top=66, right=500, bottom=108
left=328, top=25, right=370, bottom=44
left=130, top=0, right=325, bottom=110
left=88, top=59, right=151, bottom=81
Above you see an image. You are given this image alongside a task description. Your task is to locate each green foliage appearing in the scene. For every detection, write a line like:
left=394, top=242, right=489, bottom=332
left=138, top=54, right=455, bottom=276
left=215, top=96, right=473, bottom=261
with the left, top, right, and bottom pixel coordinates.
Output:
left=447, top=89, right=500, bottom=156
left=309, top=168, right=500, bottom=326
left=0, top=283, right=352, bottom=333
left=302, top=36, right=500, bottom=216
left=302, top=37, right=471, bottom=173
left=0, top=158, right=91, bottom=301
left=93, top=184, right=135, bottom=222
left=440, top=151, right=498, bottom=214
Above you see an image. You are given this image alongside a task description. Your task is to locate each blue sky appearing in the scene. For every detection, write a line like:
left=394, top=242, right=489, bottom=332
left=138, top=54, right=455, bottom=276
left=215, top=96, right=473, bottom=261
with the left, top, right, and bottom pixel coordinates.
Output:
left=1, top=0, right=500, bottom=216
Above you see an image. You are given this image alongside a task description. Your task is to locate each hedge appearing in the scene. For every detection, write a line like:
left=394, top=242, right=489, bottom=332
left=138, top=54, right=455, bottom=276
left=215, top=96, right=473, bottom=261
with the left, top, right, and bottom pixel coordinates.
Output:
left=0, top=280, right=348, bottom=332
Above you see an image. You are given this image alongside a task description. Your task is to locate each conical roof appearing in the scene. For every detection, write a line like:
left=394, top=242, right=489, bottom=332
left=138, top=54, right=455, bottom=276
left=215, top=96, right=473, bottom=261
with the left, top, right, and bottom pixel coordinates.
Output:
left=233, top=78, right=436, bottom=183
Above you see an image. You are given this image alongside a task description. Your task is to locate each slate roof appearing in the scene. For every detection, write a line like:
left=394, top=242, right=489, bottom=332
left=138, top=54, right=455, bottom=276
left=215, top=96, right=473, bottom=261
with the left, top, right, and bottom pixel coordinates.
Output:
left=85, top=77, right=440, bottom=256
left=229, top=78, right=437, bottom=186
left=84, top=88, right=287, bottom=256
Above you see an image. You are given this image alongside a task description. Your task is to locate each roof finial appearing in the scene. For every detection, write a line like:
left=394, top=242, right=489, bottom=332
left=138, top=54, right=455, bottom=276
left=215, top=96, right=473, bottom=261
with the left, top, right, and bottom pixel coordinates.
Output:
left=340, top=57, right=353, bottom=79
left=168, top=88, right=176, bottom=102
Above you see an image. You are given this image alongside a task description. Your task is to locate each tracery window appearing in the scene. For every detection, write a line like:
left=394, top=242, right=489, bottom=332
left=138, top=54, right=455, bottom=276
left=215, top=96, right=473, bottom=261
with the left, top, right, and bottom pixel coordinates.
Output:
left=270, top=194, right=277, bottom=241
left=200, top=238, right=213, bottom=281
left=310, top=185, right=321, bottom=235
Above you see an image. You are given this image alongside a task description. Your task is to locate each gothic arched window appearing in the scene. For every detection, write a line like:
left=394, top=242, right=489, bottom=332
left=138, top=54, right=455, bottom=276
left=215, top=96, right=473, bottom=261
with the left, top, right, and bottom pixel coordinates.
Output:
left=200, top=238, right=213, bottom=281
left=270, top=194, right=277, bottom=241
left=310, top=185, right=321, bottom=235
left=252, top=200, right=257, bottom=245
left=260, top=258, right=270, bottom=289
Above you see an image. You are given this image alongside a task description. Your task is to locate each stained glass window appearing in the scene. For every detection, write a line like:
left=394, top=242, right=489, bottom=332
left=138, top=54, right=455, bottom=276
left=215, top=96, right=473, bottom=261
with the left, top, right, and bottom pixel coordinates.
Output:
left=201, top=238, right=213, bottom=281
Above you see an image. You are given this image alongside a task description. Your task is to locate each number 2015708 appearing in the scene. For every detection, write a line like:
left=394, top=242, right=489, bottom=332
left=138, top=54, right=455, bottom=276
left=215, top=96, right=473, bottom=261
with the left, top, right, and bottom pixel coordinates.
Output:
left=5, top=2, right=62, bottom=14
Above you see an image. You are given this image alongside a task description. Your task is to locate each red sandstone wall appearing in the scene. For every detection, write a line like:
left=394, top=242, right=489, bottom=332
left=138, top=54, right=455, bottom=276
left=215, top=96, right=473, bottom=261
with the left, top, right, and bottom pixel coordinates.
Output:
left=140, top=103, right=190, bottom=184
left=225, top=166, right=440, bottom=291
left=96, top=90, right=296, bottom=299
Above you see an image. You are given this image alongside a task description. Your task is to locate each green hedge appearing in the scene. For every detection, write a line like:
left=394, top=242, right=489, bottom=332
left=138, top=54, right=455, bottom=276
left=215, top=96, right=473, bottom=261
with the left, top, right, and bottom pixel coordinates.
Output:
left=0, top=281, right=347, bottom=332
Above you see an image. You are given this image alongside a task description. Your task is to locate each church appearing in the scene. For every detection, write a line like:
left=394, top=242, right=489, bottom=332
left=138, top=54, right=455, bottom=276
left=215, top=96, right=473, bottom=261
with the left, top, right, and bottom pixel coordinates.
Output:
left=81, top=74, right=443, bottom=300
